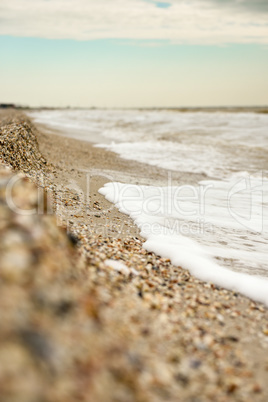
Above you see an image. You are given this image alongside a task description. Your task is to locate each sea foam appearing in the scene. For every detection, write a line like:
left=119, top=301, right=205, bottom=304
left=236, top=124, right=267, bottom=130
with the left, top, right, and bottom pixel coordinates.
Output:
left=99, top=180, right=268, bottom=306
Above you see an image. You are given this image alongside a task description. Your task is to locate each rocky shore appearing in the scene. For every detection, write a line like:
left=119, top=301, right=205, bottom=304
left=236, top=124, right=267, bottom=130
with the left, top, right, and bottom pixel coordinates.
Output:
left=0, top=110, right=268, bottom=402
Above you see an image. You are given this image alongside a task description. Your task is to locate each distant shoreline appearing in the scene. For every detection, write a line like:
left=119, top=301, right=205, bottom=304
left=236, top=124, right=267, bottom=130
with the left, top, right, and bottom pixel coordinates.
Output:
left=1, top=104, right=268, bottom=114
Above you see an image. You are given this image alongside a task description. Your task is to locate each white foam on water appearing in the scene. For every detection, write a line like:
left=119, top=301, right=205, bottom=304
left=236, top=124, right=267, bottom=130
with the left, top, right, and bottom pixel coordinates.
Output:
left=28, top=109, right=268, bottom=178
left=99, top=179, right=268, bottom=306
left=96, top=140, right=233, bottom=178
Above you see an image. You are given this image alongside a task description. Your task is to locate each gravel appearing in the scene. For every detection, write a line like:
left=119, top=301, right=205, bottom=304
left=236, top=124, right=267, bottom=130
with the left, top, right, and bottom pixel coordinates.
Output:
left=0, top=110, right=268, bottom=402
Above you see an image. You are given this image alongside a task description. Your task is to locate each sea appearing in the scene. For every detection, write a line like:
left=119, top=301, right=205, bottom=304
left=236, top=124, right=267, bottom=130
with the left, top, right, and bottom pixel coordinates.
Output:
left=29, top=108, right=268, bottom=305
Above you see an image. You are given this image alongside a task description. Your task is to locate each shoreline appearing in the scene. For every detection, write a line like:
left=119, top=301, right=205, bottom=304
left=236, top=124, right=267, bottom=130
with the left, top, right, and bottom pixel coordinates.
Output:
left=1, top=110, right=268, bottom=401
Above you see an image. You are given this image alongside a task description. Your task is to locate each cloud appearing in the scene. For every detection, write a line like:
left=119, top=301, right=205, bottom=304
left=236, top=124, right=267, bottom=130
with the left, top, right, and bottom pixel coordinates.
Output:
left=203, top=0, right=268, bottom=14
left=0, top=0, right=267, bottom=44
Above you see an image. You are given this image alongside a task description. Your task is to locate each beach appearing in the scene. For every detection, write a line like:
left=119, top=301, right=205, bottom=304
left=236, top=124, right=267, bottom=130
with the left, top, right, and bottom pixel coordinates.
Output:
left=1, top=109, right=268, bottom=401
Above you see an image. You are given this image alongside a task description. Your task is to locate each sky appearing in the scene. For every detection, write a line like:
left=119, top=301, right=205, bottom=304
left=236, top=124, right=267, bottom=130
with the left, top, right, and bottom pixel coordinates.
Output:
left=0, top=0, right=268, bottom=108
